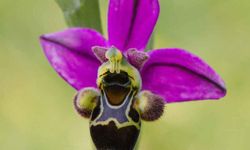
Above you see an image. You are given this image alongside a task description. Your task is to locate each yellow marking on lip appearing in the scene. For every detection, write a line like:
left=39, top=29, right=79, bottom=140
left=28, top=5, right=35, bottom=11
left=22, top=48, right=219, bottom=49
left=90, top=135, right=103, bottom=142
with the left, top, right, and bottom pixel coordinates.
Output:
left=90, top=118, right=140, bottom=130
left=90, top=91, right=141, bottom=130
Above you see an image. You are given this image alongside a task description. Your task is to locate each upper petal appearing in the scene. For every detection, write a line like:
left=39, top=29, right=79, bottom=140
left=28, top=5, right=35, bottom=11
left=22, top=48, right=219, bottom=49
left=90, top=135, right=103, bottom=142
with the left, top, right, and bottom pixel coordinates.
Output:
left=40, top=28, right=108, bottom=90
left=140, top=48, right=226, bottom=103
left=108, top=0, right=159, bottom=51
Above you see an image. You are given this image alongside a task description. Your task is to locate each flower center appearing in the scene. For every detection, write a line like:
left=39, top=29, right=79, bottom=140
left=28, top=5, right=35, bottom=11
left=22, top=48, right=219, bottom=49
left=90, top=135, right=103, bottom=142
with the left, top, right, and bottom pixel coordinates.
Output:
left=102, top=71, right=131, bottom=106
left=105, top=47, right=123, bottom=73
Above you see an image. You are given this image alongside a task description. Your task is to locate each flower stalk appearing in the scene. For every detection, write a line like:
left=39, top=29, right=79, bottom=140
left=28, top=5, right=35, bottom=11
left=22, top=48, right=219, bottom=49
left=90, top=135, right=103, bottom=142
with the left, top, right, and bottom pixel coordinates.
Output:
left=55, top=0, right=103, bottom=33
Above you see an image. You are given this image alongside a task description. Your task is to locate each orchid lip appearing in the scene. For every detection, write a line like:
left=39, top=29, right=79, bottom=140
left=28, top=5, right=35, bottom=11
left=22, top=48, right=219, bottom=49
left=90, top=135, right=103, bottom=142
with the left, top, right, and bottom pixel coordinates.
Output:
left=101, top=71, right=132, bottom=106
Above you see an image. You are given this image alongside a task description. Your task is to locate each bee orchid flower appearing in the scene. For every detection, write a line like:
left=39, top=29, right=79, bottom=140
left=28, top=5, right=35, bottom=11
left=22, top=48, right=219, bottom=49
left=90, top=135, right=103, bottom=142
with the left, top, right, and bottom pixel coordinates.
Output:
left=40, top=0, right=226, bottom=149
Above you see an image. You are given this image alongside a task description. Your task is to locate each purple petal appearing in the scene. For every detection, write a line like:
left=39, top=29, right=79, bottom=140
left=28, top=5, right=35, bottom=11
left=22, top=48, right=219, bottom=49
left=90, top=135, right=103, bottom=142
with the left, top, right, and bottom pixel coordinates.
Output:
left=40, top=28, right=108, bottom=90
left=108, top=0, right=159, bottom=51
left=92, top=46, right=108, bottom=63
left=140, top=48, right=226, bottom=103
left=127, top=48, right=149, bottom=70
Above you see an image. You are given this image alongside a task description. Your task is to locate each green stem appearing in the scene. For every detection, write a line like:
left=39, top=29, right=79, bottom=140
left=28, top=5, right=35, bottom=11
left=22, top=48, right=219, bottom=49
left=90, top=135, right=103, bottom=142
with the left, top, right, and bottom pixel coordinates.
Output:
left=55, top=0, right=103, bottom=33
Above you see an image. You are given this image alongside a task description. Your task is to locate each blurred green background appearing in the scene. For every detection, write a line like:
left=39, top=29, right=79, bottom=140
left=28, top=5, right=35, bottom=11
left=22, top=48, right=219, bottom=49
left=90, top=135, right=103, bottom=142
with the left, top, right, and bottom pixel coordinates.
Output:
left=0, top=0, right=249, bottom=149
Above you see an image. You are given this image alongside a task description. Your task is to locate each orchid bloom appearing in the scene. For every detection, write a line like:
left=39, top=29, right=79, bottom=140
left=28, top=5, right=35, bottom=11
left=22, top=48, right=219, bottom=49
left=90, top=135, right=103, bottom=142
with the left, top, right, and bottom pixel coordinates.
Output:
left=40, top=0, right=226, bottom=149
